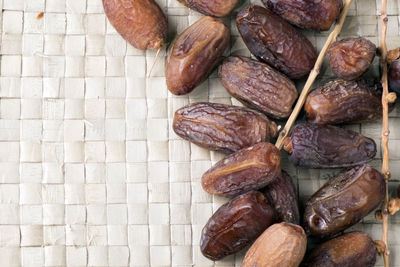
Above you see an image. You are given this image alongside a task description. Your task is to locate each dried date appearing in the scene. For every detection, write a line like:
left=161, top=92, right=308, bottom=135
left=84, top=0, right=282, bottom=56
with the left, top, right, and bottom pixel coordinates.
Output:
left=202, top=142, right=281, bottom=197
left=201, top=191, right=275, bottom=261
left=242, top=222, right=307, bottom=267
left=328, top=38, right=376, bottom=80
left=219, top=56, right=298, bottom=119
left=262, top=171, right=300, bottom=224
left=177, top=0, right=239, bottom=17
left=236, top=5, right=317, bottom=79
left=301, top=232, right=376, bottom=267
left=166, top=16, right=230, bottom=95
left=262, top=0, right=342, bottom=31
left=305, top=79, right=382, bottom=124
left=103, top=0, right=167, bottom=50
left=284, top=124, right=376, bottom=169
left=389, top=58, right=400, bottom=94
left=173, top=102, right=278, bottom=154
left=304, top=164, right=385, bottom=237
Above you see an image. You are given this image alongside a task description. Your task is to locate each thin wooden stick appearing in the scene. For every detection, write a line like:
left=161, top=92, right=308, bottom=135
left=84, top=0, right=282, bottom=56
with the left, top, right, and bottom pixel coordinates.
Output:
left=379, top=0, right=391, bottom=266
left=275, top=0, right=353, bottom=149
left=148, top=48, right=161, bottom=78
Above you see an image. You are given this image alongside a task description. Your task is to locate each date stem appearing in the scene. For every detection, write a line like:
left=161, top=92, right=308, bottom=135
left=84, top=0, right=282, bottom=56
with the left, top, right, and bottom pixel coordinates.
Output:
left=379, top=0, right=390, bottom=265
left=275, top=0, right=353, bottom=149
left=148, top=47, right=161, bottom=78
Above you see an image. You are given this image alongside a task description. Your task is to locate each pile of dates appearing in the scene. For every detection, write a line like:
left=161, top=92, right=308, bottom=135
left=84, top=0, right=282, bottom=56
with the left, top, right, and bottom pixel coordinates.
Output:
left=103, top=0, right=399, bottom=266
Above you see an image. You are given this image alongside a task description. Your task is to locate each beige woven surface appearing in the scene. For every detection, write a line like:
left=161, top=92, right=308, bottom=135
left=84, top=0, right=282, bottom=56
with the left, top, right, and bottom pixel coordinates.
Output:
left=0, top=0, right=400, bottom=266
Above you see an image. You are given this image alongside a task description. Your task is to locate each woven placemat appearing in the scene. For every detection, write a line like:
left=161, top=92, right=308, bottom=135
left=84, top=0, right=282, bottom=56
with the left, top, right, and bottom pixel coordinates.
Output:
left=0, top=0, right=400, bottom=266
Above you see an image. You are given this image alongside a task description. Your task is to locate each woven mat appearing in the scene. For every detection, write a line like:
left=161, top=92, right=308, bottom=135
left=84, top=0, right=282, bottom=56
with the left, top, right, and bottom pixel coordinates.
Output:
left=0, top=0, right=400, bottom=266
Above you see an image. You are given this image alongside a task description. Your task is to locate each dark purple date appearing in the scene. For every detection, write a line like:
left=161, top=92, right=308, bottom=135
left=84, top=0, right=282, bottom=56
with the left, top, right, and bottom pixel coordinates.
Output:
left=284, top=123, right=376, bottom=169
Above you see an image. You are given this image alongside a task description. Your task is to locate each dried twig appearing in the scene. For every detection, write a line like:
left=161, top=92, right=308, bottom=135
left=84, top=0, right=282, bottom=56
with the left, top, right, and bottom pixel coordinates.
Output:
left=378, top=0, right=392, bottom=265
left=275, top=0, right=353, bottom=149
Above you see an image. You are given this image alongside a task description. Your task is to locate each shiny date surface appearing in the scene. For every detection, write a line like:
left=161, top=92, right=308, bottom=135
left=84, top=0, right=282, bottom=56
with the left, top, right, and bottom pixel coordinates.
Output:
left=236, top=5, right=317, bottom=79
left=304, top=164, right=385, bottom=237
left=305, top=79, right=382, bottom=124
left=173, top=102, right=278, bottom=154
left=219, top=56, right=298, bottom=119
left=166, top=16, right=230, bottom=95
left=262, top=171, right=300, bottom=224
left=177, top=0, right=239, bottom=17
left=202, top=142, right=281, bottom=197
left=328, top=38, right=376, bottom=80
left=201, top=191, right=275, bottom=261
left=262, top=0, right=342, bottom=31
left=284, top=124, right=376, bottom=169
left=301, top=232, right=376, bottom=267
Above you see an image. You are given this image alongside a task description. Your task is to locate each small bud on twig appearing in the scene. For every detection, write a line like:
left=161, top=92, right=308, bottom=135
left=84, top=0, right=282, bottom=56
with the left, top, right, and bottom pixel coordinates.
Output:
left=386, top=92, right=397, bottom=103
left=388, top=198, right=400, bottom=215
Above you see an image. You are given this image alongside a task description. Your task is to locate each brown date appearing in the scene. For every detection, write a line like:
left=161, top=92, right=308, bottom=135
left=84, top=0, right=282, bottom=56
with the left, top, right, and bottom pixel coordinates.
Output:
left=219, top=56, right=298, bottom=119
left=166, top=16, right=230, bottom=95
left=236, top=5, right=317, bottom=79
left=304, top=164, right=385, bottom=237
left=173, top=102, right=278, bottom=154
left=262, top=171, right=300, bottom=224
left=305, top=79, right=382, bottom=124
left=284, top=123, right=376, bottom=169
left=262, top=0, right=342, bottom=31
left=103, top=0, right=167, bottom=50
left=200, top=191, right=275, bottom=261
left=177, top=0, right=239, bottom=17
left=242, top=222, right=307, bottom=267
left=301, top=232, right=376, bottom=267
left=389, top=58, right=400, bottom=94
left=328, top=38, right=376, bottom=80
left=202, top=142, right=281, bottom=197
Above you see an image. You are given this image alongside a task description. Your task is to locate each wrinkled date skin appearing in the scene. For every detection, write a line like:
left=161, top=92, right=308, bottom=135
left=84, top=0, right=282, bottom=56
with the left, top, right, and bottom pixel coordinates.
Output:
left=236, top=5, right=317, bottom=79
left=173, top=102, right=278, bottom=154
left=166, top=16, right=230, bottom=95
left=389, top=58, right=400, bottom=94
left=262, top=0, right=342, bottom=31
left=305, top=80, right=382, bottom=124
left=103, top=0, right=167, bottom=50
left=301, top=232, right=376, bottom=267
left=328, top=38, right=376, bottom=80
left=219, top=56, right=298, bottom=119
left=304, top=164, right=385, bottom=237
left=177, top=0, right=238, bottom=17
left=242, top=222, right=307, bottom=267
left=284, top=124, right=376, bottom=169
left=200, top=191, right=275, bottom=261
left=202, top=142, right=281, bottom=197
left=262, top=171, right=300, bottom=224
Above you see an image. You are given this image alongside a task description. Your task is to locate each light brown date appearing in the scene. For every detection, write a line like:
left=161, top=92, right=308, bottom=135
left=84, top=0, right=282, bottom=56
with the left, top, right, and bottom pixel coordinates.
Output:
left=262, top=0, right=342, bottom=31
left=304, top=164, right=385, bottom=237
left=177, top=0, right=239, bottom=17
left=242, top=222, right=307, bottom=267
left=202, top=142, right=281, bottom=197
left=236, top=5, right=317, bottom=79
left=201, top=191, right=275, bottom=261
left=301, top=232, right=376, bottom=267
left=305, top=79, right=382, bottom=124
left=262, top=171, right=300, bottom=224
left=103, top=0, right=167, bottom=50
left=166, top=16, right=230, bottom=95
left=328, top=37, right=376, bottom=80
left=173, top=102, right=278, bottom=154
left=219, top=56, right=298, bottom=119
